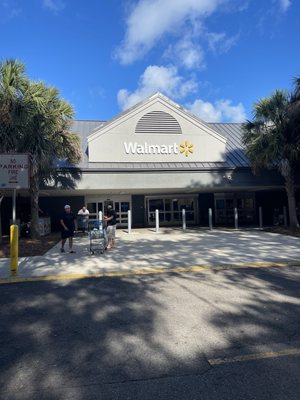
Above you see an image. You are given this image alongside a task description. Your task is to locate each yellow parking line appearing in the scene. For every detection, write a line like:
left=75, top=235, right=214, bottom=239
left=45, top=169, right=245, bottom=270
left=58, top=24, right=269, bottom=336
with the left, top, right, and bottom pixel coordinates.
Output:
left=209, top=348, right=300, bottom=365
left=0, top=260, right=298, bottom=284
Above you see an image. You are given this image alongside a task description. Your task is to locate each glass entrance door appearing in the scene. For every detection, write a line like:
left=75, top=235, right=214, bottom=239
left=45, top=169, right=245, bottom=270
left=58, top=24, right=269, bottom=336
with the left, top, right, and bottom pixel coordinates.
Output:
left=214, top=193, right=256, bottom=226
left=103, top=200, right=130, bottom=226
left=86, top=201, right=103, bottom=219
left=114, top=201, right=130, bottom=225
left=86, top=196, right=131, bottom=227
left=147, top=196, right=196, bottom=225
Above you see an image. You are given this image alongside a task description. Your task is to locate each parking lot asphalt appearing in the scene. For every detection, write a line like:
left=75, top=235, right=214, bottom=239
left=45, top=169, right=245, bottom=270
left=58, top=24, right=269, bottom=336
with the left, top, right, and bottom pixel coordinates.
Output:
left=0, top=263, right=299, bottom=400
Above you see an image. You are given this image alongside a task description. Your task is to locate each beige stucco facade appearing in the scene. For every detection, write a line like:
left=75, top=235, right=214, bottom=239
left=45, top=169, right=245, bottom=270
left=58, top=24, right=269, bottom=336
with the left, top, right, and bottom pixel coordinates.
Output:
left=87, top=94, right=227, bottom=163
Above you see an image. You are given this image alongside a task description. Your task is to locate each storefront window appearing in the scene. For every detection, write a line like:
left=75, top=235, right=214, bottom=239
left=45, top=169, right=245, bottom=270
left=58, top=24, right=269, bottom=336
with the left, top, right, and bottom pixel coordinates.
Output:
left=121, top=202, right=130, bottom=212
left=165, top=199, right=171, bottom=211
left=87, top=202, right=96, bottom=214
left=215, top=193, right=255, bottom=225
left=86, top=197, right=131, bottom=226
left=226, top=199, right=234, bottom=209
left=245, top=198, right=254, bottom=209
left=114, top=201, right=130, bottom=224
left=149, top=199, right=164, bottom=212
left=147, top=197, right=196, bottom=225
left=216, top=199, right=225, bottom=209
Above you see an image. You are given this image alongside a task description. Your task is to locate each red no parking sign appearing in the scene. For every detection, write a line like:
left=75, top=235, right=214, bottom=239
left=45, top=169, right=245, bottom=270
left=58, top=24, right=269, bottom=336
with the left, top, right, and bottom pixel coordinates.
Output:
left=0, top=154, right=30, bottom=189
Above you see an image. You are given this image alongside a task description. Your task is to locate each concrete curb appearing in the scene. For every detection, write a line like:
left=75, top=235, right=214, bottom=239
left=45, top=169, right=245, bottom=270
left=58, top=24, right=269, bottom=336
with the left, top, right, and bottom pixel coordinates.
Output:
left=0, top=260, right=299, bottom=285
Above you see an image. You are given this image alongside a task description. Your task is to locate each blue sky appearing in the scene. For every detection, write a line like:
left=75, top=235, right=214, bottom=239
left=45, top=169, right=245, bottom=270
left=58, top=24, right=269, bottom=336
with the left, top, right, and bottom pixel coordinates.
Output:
left=0, top=0, right=299, bottom=122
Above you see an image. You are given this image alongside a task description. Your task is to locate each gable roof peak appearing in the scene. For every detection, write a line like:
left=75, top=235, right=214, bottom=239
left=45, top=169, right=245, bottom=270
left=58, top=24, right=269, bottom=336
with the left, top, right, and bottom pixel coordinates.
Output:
left=87, top=91, right=226, bottom=144
left=138, top=91, right=171, bottom=104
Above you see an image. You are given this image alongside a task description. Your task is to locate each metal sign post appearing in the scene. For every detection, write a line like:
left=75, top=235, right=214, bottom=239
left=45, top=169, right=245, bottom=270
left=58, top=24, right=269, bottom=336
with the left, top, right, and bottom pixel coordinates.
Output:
left=12, top=188, right=16, bottom=224
left=10, top=188, right=18, bottom=276
left=0, top=154, right=30, bottom=277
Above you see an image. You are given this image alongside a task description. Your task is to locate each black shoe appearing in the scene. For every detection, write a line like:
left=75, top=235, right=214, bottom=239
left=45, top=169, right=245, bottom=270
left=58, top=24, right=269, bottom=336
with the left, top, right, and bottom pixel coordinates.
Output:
left=69, top=250, right=76, bottom=254
left=61, top=248, right=65, bottom=253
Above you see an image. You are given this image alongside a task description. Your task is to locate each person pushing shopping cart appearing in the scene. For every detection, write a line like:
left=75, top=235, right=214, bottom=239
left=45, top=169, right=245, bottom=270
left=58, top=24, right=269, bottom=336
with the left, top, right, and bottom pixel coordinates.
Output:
left=104, top=204, right=117, bottom=249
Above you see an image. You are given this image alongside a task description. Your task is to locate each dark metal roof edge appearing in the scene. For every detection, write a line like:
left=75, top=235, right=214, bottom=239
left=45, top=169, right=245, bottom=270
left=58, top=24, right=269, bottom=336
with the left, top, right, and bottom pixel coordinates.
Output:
left=61, top=165, right=258, bottom=173
left=75, top=166, right=237, bottom=173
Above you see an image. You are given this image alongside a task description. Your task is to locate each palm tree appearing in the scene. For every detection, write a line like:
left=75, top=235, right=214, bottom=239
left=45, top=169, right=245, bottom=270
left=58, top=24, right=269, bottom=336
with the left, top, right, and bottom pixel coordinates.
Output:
left=243, top=89, right=300, bottom=229
left=0, top=59, right=82, bottom=238
left=293, top=76, right=300, bottom=97
left=0, top=60, right=27, bottom=150
left=289, top=77, right=300, bottom=148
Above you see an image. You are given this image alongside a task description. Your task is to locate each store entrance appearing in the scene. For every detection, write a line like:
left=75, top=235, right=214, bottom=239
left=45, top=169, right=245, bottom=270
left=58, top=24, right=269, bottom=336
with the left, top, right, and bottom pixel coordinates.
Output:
left=86, top=196, right=131, bottom=227
left=146, top=196, right=197, bottom=226
left=214, top=192, right=256, bottom=225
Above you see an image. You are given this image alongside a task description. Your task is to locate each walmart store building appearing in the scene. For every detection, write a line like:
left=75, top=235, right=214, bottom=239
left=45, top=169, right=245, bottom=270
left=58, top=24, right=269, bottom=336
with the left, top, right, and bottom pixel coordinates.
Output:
left=3, top=93, right=300, bottom=230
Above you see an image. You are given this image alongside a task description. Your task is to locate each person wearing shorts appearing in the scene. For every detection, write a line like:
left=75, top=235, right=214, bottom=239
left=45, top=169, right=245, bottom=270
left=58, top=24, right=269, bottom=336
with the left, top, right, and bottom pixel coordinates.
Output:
left=104, top=205, right=117, bottom=249
left=60, top=205, right=76, bottom=253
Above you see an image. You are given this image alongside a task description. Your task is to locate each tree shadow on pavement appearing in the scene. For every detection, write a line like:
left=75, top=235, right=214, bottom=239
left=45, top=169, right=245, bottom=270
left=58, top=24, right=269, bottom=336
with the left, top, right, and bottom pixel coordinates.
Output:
left=0, top=254, right=299, bottom=399
left=15, top=229, right=300, bottom=278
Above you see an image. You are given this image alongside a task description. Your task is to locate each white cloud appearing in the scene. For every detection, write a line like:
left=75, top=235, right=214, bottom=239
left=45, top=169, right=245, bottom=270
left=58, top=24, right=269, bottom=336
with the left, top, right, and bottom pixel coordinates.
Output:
left=187, top=98, right=246, bottom=122
left=164, top=37, right=206, bottom=70
left=43, top=0, right=65, bottom=12
left=117, top=65, right=198, bottom=110
left=206, top=32, right=239, bottom=54
left=116, top=0, right=225, bottom=65
left=117, top=64, right=246, bottom=122
left=0, top=1, right=21, bottom=18
left=278, top=0, right=291, bottom=12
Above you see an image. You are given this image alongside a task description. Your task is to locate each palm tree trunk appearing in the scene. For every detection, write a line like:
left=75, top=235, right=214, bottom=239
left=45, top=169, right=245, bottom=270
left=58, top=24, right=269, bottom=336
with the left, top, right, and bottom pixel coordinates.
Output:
left=30, top=160, right=40, bottom=239
left=285, top=175, right=299, bottom=229
left=281, top=160, right=299, bottom=229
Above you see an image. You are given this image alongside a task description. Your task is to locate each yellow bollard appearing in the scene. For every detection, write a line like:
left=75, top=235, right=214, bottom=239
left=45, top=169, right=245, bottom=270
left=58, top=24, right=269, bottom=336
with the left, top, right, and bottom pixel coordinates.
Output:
left=10, top=224, right=18, bottom=276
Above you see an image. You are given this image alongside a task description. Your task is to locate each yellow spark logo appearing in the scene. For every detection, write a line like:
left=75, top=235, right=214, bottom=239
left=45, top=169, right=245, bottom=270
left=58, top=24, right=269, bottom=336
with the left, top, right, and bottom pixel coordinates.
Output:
left=180, top=140, right=194, bottom=157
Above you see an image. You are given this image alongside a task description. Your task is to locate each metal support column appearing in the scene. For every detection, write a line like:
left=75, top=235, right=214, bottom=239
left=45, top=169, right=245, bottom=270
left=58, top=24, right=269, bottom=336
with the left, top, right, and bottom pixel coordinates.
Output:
left=234, top=207, right=238, bottom=230
left=182, top=209, right=186, bottom=231
left=209, top=208, right=213, bottom=230
left=155, top=209, right=159, bottom=233
left=259, top=207, right=263, bottom=229
left=128, top=210, right=132, bottom=234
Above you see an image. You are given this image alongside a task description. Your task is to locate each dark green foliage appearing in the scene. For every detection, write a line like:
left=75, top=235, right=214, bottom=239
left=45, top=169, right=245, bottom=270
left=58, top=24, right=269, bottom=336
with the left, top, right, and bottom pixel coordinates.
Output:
left=0, top=59, right=82, bottom=237
left=243, top=81, right=300, bottom=228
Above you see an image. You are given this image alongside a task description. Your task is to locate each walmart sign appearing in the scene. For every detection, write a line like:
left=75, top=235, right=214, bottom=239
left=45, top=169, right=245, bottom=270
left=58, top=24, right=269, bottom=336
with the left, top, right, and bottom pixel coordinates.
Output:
left=124, top=140, right=194, bottom=157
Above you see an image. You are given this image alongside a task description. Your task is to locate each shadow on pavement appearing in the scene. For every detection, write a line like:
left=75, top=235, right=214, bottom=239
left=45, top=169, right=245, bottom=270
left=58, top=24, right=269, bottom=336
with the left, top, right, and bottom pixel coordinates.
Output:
left=9, top=229, right=300, bottom=279
left=0, top=262, right=299, bottom=399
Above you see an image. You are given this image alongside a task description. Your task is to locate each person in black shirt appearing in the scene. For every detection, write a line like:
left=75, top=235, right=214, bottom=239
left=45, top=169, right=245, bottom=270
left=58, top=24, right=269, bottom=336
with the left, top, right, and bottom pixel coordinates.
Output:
left=60, top=205, right=76, bottom=253
left=104, top=205, right=117, bottom=249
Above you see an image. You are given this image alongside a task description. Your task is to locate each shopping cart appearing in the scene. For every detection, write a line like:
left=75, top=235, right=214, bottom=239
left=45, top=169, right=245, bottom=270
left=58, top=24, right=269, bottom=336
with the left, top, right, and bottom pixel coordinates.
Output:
left=88, top=219, right=106, bottom=255
left=77, top=214, right=89, bottom=235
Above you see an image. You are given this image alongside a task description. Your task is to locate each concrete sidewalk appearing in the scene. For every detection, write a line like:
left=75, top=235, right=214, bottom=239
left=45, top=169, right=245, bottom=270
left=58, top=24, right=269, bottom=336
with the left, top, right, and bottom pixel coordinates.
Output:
left=0, top=228, right=300, bottom=280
